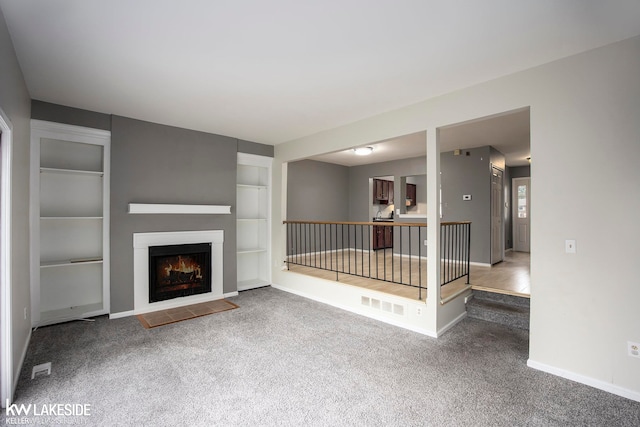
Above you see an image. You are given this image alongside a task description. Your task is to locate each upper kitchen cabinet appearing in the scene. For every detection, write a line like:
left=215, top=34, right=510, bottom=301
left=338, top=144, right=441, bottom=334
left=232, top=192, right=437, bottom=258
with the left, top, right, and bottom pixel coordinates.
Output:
left=406, top=183, right=417, bottom=206
left=373, top=178, right=394, bottom=204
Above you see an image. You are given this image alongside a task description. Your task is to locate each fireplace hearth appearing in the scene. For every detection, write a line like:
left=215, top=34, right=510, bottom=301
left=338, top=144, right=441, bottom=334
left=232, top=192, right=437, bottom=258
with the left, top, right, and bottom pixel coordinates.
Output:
left=149, top=243, right=212, bottom=303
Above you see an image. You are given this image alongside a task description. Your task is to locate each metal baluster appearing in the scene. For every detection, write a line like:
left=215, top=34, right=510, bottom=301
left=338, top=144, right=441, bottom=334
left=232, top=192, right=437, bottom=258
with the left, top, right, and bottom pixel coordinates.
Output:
left=466, top=223, right=471, bottom=284
left=348, top=224, right=351, bottom=275
left=409, top=226, right=412, bottom=287
left=397, top=225, right=400, bottom=284
left=418, top=226, right=422, bottom=300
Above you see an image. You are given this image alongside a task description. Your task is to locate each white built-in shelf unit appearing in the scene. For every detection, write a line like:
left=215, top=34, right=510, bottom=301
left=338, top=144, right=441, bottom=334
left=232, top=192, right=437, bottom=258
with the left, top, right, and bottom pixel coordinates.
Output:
left=236, top=153, right=272, bottom=291
left=30, top=120, right=111, bottom=327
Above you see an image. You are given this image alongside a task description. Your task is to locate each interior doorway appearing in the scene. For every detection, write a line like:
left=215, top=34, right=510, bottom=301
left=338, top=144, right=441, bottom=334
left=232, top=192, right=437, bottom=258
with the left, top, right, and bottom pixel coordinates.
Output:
left=512, top=177, right=531, bottom=252
left=491, top=167, right=504, bottom=264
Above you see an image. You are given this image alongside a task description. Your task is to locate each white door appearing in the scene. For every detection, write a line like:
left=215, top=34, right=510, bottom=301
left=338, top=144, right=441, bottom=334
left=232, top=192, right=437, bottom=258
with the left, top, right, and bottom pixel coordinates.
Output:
left=512, top=177, right=531, bottom=252
left=491, top=168, right=504, bottom=264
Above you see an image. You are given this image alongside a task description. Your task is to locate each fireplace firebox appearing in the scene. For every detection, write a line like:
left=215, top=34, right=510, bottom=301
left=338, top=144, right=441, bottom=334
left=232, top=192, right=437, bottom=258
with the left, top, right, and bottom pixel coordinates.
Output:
left=148, top=243, right=212, bottom=303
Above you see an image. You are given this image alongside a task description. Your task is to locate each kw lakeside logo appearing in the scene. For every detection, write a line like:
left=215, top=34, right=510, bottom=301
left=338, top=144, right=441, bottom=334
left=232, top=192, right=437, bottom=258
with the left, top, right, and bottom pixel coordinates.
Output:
left=5, top=399, right=91, bottom=418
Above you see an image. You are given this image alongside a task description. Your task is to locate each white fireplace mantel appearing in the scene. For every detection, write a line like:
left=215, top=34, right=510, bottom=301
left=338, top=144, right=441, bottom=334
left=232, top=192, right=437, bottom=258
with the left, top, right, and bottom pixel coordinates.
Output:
left=132, top=230, right=225, bottom=314
left=128, top=203, right=231, bottom=215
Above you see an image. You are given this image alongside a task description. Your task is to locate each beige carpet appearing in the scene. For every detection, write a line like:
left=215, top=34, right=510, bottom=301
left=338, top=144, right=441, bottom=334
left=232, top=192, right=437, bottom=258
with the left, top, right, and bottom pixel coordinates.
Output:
left=136, top=299, right=238, bottom=329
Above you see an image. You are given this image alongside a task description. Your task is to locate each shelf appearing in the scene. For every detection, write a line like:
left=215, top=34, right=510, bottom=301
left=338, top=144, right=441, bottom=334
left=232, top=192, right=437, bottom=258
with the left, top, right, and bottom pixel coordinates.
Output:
left=40, top=167, right=103, bottom=177
left=37, top=302, right=105, bottom=328
left=237, top=184, right=267, bottom=190
left=128, top=203, right=231, bottom=214
left=41, top=216, right=103, bottom=220
left=237, top=248, right=267, bottom=254
left=41, top=258, right=103, bottom=268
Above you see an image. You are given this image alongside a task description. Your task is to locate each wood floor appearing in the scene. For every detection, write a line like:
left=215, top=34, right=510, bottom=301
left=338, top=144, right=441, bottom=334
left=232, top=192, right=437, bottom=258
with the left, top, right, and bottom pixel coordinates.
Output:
left=286, top=250, right=530, bottom=302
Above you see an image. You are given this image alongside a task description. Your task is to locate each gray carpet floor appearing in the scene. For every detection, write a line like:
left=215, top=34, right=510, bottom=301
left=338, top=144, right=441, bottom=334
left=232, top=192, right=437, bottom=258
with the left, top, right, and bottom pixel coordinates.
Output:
left=6, top=287, right=640, bottom=426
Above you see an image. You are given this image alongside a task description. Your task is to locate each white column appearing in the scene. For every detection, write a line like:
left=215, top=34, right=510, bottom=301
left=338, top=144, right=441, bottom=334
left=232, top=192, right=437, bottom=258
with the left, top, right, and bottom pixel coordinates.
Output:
left=425, top=128, right=441, bottom=323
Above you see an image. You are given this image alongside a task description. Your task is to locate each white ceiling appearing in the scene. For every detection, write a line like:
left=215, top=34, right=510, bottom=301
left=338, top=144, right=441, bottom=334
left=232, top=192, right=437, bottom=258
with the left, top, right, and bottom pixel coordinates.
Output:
left=1, top=1, right=640, bottom=146
left=311, top=108, right=531, bottom=167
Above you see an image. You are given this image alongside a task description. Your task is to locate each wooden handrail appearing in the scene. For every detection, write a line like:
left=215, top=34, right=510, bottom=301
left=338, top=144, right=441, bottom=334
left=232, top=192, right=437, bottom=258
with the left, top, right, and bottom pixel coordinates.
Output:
left=282, top=220, right=471, bottom=227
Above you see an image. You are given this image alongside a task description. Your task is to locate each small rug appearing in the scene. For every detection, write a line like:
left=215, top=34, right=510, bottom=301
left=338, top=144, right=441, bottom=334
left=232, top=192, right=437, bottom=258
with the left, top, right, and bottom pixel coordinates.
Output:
left=136, top=299, right=239, bottom=329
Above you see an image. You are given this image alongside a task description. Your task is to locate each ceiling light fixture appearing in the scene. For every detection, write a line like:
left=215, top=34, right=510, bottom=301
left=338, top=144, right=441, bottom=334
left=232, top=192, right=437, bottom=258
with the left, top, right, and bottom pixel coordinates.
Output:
left=353, top=147, right=373, bottom=156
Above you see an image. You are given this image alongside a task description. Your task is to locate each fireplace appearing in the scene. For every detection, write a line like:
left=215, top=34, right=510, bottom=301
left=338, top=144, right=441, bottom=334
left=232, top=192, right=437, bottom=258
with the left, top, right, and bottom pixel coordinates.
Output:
left=148, top=243, right=212, bottom=303
left=132, top=230, right=224, bottom=315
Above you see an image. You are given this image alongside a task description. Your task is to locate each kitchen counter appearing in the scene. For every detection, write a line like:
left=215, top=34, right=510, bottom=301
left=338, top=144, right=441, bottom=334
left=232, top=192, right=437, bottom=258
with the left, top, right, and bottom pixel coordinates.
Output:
left=372, top=218, right=394, bottom=222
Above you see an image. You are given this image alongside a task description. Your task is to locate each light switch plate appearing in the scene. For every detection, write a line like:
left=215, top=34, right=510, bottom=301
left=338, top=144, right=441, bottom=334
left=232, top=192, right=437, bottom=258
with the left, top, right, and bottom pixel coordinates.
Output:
left=463, top=194, right=472, bottom=201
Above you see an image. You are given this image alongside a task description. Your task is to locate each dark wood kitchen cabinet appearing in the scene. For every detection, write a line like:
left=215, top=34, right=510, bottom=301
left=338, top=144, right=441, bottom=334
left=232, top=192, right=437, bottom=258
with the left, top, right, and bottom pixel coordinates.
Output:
left=373, top=224, right=393, bottom=250
left=405, top=183, right=417, bottom=206
left=373, top=179, right=394, bottom=204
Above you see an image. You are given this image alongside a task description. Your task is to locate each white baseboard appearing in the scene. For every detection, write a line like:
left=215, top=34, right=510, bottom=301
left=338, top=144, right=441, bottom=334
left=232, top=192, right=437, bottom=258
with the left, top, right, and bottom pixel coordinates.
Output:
left=271, top=282, right=437, bottom=338
left=469, top=261, right=491, bottom=267
left=109, top=310, right=134, bottom=320
left=14, top=328, right=31, bottom=395
left=527, top=359, right=640, bottom=403
left=436, top=311, right=467, bottom=336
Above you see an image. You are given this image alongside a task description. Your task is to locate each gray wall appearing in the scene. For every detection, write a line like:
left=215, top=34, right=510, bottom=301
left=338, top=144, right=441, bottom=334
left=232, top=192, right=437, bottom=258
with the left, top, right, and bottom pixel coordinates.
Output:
left=288, top=151, right=501, bottom=263
left=28, top=101, right=274, bottom=313
left=0, top=7, right=32, bottom=391
left=287, top=159, right=349, bottom=221
left=110, top=116, right=238, bottom=312
left=441, top=146, right=492, bottom=263
left=32, top=100, right=111, bottom=131
left=238, top=139, right=274, bottom=157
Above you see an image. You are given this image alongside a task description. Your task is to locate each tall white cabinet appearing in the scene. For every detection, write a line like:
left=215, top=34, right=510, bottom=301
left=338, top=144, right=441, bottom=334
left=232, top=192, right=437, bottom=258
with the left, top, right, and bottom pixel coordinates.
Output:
left=236, top=153, right=272, bottom=291
left=30, top=120, right=110, bottom=327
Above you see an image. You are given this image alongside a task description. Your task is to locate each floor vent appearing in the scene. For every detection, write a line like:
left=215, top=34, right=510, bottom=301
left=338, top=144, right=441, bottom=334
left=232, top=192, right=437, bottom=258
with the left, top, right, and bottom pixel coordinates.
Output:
left=361, top=296, right=405, bottom=317
left=393, top=304, right=404, bottom=316
left=31, top=362, right=52, bottom=379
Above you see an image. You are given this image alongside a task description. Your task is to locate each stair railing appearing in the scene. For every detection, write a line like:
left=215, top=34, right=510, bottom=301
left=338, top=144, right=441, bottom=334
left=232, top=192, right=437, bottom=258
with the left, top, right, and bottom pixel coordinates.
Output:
left=283, top=220, right=470, bottom=299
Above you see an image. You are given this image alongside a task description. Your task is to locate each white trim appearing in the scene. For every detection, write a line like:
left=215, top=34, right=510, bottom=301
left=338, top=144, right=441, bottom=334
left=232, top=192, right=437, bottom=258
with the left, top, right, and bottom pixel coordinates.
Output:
left=133, top=230, right=224, bottom=314
left=271, top=282, right=437, bottom=338
left=128, top=203, right=231, bottom=215
left=0, top=107, right=13, bottom=406
left=102, top=134, right=111, bottom=317
left=440, top=285, right=472, bottom=305
left=237, top=152, right=273, bottom=168
left=527, top=359, right=640, bottom=403
left=109, top=310, right=135, bottom=320
left=470, top=261, right=492, bottom=267
left=13, top=330, right=31, bottom=394
left=436, top=311, right=467, bottom=336
left=30, top=119, right=110, bottom=141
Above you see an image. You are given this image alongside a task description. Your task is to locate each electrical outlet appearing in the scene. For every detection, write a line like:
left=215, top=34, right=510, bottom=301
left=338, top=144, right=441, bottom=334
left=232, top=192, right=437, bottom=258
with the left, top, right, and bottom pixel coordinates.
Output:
left=416, top=307, right=422, bottom=316
left=424, top=239, right=428, bottom=246
left=628, top=341, right=640, bottom=358
left=565, top=239, right=576, bottom=254
left=23, top=307, right=27, bottom=320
